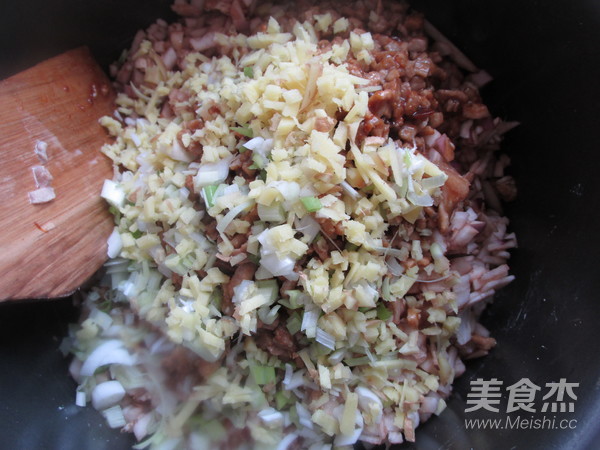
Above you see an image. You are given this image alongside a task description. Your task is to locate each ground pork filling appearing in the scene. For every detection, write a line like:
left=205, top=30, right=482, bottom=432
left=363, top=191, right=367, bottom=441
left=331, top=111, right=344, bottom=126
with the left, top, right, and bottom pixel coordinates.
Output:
left=67, top=1, right=518, bottom=448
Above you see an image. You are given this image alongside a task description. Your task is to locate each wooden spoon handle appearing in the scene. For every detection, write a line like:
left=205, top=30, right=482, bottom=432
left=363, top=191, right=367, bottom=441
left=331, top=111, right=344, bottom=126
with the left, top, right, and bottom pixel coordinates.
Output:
left=0, top=47, right=115, bottom=301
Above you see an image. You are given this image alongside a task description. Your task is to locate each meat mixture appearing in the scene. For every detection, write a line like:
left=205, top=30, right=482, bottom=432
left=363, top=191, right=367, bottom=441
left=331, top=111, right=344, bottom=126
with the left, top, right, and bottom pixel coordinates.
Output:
left=68, top=0, right=518, bottom=448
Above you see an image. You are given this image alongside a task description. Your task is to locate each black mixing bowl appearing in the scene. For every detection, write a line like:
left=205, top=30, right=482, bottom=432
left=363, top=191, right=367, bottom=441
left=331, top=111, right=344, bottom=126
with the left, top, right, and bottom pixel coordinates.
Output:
left=1, top=1, right=599, bottom=449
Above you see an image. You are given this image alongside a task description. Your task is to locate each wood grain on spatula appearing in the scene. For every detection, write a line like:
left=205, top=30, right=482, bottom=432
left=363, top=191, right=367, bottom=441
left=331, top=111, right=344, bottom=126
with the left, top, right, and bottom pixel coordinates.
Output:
left=0, top=47, right=115, bottom=301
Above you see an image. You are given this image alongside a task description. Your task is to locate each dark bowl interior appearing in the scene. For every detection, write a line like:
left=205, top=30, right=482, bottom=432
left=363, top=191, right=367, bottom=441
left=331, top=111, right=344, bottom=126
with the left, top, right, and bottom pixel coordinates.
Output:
left=1, top=1, right=599, bottom=449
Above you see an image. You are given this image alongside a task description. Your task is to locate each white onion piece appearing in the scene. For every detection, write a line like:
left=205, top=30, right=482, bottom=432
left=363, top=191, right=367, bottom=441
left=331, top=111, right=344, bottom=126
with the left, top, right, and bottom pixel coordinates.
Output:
left=34, top=140, right=48, bottom=163
left=456, top=310, right=474, bottom=345
left=269, top=181, right=300, bottom=203
left=283, top=370, right=304, bottom=391
left=295, top=403, right=313, bottom=429
left=364, top=235, right=406, bottom=259
left=300, top=60, right=322, bottom=112
left=420, top=174, right=447, bottom=190
left=28, top=187, right=56, bottom=204
left=356, top=387, right=383, bottom=411
left=259, top=253, right=296, bottom=278
left=315, top=328, right=335, bottom=350
left=232, top=280, right=254, bottom=304
left=222, top=183, right=240, bottom=196
left=424, top=129, right=441, bottom=147
left=295, top=215, right=320, bottom=243
left=421, top=396, right=440, bottom=414
left=276, top=433, right=299, bottom=450
left=258, top=203, right=285, bottom=222
left=385, top=256, right=404, bottom=277
left=92, top=380, right=126, bottom=411
left=193, top=157, right=230, bottom=188
left=257, top=228, right=299, bottom=280
left=133, top=413, right=153, bottom=441
left=168, top=139, right=193, bottom=162
left=102, top=405, right=127, bottom=429
left=301, top=308, right=319, bottom=338
left=75, top=390, right=86, bottom=407
left=258, top=408, right=284, bottom=427
left=189, top=32, right=216, bottom=51
left=283, top=364, right=293, bottom=386
left=32, top=165, right=53, bottom=188
left=254, top=265, right=274, bottom=280
left=340, top=181, right=360, bottom=199
left=242, top=136, right=265, bottom=151
left=407, top=191, right=434, bottom=207
left=334, top=409, right=364, bottom=446
left=80, top=340, right=135, bottom=376
left=100, top=180, right=125, bottom=208
left=216, top=201, right=253, bottom=234
left=328, top=348, right=346, bottom=365
left=106, top=228, right=122, bottom=258
left=460, top=119, right=474, bottom=139
left=388, top=431, right=404, bottom=444
left=162, top=47, right=177, bottom=70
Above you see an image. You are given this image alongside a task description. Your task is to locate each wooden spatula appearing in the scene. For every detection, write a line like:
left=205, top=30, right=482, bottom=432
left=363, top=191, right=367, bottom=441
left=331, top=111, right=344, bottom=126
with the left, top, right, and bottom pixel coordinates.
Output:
left=0, top=47, right=116, bottom=301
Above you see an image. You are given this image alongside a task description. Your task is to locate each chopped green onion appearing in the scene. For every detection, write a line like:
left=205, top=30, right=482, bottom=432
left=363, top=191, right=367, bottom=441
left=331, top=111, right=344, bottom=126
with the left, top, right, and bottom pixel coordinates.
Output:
left=377, top=303, right=392, bottom=321
left=258, top=203, right=285, bottom=222
left=289, top=405, right=300, bottom=428
left=343, top=356, right=371, bottom=367
left=98, top=299, right=113, bottom=313
left=256, top=279, right=279, bottom=304
left=286, top=290, right=303, bottom=309
left=247, top=253, right=260, bottom=265
left=210, top=287, right=222, bottom=310
left=382, top=277, right=391, bottom=301
left=243, top=66, right=254, bottom=78
left=275, top=391, right=291, bottom=409
left=300, top=196, right=323, bottom=213
left=358, top=307, right=370, bottom=313
left=287, top=312, right=302, bottom=335
left=249, top=153, right=265, bottom=170
left=278, top=299, right=292, bottom=309
left=230, top=125, right=253, bottom=138
left=131, top=230, right=142, bottom=239
left=345, top=242, right=359, bottom=252
left=249, top=364, right=276, bottom=385
left=314, top=343, right=332, bottom=356
left=108, top=205, right=121, bottom=222
left=202, top=184, right=219, bottom=209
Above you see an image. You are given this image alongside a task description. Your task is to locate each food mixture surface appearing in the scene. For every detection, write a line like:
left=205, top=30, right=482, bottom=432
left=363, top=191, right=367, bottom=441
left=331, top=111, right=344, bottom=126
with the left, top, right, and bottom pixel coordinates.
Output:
left=67, top=0, right=518, bottom=447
